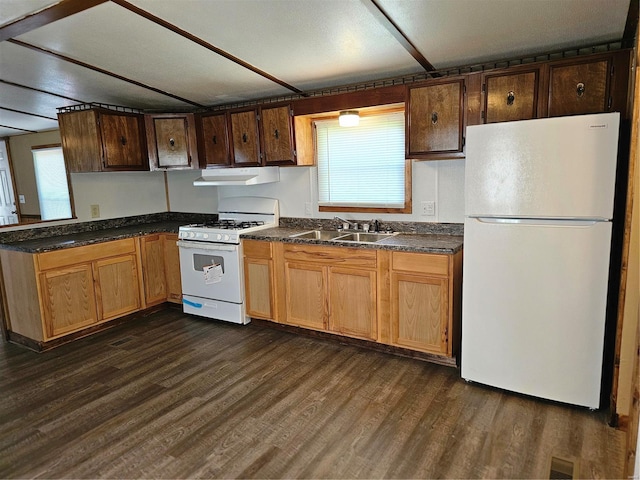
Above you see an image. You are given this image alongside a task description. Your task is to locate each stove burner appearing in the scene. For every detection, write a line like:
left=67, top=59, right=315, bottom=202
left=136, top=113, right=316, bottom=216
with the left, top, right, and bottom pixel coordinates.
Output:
left=195, top=220, right=265, bottom=230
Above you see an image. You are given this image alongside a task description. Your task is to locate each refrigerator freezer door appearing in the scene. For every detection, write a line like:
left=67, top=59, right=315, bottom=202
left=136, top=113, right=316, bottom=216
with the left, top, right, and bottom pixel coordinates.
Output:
left=465, top=112, right=620, bottom=219
left=461, top=217, right=612, bottom=408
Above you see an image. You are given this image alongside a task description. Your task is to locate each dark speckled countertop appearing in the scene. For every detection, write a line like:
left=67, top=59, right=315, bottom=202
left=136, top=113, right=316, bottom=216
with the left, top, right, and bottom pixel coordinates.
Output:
left=0, top=212, right=217, bottom=254
left=242, top=227, right=463, bottom=254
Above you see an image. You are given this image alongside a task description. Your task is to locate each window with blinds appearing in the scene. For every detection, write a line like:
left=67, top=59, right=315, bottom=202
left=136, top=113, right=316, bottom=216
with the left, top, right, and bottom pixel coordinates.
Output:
left=315, top=110, right=408, bottom=211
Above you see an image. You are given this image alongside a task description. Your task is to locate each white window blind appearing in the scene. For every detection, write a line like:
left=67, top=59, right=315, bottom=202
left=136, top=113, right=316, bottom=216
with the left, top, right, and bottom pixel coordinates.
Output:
left=316, top=111, right=405, bottom=208
left=32, top=147, right=72, bottom=221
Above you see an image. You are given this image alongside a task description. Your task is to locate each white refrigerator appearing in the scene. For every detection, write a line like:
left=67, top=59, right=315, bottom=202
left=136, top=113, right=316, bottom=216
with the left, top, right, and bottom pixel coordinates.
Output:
left=461, top=112, right=620, bottom=409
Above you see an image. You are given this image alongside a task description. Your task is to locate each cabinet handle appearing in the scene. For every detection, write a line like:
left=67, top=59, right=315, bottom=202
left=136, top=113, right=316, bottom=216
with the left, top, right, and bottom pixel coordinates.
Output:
left=431, top=112, right=438, bottom=124
left=506, top=91, right=515, bottom=106
left=274, top=129, right=279, bottom=139
left=169, top=138, right=175, bottom=147
left=212, top=135, right=217, bottom=145
left=120, top=136, right=127, bottom=146
left=242, top=133, right=248, bottom=143
left=576, top=82, right=585, bottom=97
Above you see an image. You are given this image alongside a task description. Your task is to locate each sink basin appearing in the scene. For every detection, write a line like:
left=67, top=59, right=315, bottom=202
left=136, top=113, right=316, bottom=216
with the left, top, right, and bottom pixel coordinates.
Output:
left=331, top=232, right=398, bottom=243
left=290, top=230, right=347, bottom=241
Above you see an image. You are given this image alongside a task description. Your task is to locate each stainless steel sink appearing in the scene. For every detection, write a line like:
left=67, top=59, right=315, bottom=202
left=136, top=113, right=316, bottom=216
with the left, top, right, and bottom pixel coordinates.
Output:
left=289, top=230, right=398, bottom=243
left=289, top=230, right=347, bottom=240
left=331, top=232, right=398, bottom=243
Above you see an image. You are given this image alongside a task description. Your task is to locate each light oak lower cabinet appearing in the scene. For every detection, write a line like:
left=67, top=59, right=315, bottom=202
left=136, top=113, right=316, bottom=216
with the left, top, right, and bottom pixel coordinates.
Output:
left=94, top=254, right=141, bottom=321
left=139, top=233, right=182, bottom=306
left=243, top=240, right=276, bottom=320
left=244, top=241, right=462, bottom=360
left=280, top=244, right=378, bottom=341
left=39, top=263, right=98, bottom=337
left=388, top=251, right=463, bottom=357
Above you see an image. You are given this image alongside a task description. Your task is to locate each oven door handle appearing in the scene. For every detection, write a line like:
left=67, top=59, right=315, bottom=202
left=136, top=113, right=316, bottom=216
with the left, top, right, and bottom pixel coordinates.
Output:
left=177, top=240, right=238, bottom=252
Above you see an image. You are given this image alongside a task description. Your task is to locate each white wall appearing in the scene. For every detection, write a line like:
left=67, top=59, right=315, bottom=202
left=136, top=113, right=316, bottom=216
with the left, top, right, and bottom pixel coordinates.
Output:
left=217, top=160, right=465, bottom=223
left=71, top=171, right=167, bottom=221
left=165, top=170, right=218, bottom=214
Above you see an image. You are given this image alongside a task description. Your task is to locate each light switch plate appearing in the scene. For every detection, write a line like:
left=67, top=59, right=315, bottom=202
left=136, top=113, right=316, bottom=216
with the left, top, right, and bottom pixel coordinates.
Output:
left=90, top=204, right=100, bottom=218
left=421, top=201, right=435, bottom=216
left=18, top=194, right=25, bottom=204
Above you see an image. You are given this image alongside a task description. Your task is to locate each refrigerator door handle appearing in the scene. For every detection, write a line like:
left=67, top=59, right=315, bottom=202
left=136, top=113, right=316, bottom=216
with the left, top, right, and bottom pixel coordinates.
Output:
left=472, top=217, right=605, bottom=227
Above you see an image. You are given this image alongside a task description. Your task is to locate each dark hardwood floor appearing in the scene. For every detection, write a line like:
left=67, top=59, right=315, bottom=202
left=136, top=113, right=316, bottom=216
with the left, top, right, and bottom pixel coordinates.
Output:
left=0, top=308, right=626, bottom=479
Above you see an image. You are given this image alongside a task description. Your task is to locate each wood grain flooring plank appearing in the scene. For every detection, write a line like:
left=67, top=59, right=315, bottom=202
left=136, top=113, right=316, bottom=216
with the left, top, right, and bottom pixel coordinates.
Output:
left=0, top=309, right=627, bottom=479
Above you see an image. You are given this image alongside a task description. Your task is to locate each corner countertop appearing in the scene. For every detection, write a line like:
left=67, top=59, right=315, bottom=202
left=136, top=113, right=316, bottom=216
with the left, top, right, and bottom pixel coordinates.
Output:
left=242, top=227, right=463, bottom=254
left=0, top=221, right=186, bottom=254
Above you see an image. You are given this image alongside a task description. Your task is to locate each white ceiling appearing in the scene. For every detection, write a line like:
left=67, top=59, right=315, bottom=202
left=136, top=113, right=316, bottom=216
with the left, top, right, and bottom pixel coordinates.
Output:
left=0, top=0, right=633, bottom=138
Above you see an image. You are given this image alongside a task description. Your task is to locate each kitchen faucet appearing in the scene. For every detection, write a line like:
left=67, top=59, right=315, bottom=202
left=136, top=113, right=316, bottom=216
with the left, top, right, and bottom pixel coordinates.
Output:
left=334, top=216, right=358, bottom=230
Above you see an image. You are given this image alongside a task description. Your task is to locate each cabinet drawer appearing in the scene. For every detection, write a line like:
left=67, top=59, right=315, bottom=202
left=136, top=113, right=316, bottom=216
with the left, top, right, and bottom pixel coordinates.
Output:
left=283, top=244, right=377, bottom=268
left=244, top=239, right=272, bottom=259
left=391, top=251, right=449, bottom=276
left=37, top=238, right=137, bottom=271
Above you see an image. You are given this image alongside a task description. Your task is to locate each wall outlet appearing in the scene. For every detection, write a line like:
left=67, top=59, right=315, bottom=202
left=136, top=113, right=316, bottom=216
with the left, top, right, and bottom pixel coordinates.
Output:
left=305, top=202, right=312, bottom=216
left=421, top=201, right=435, bottom=216
left=90, top=204, right=100, bottom=218
left=18, top=194, right=25, bottom=204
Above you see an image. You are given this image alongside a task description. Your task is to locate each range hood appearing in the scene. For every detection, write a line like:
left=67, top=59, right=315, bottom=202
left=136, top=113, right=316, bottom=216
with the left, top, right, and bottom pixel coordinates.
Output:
left=193, top=166, right=280, bottom=186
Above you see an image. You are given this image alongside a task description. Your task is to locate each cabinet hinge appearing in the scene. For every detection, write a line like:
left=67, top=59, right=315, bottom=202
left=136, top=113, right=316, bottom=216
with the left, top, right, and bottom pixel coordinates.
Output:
left=481, top=111, right=485, bottom=119
left=463, top=84, right=467, bottom=94
left=256, top=114, right=261, bottom=121
left=610, top=64, right=615, bottom=76
left=462, top=136, right=466, bottom=147
left=290, top=108, right=294, bottom=117
left=481, top=83, right=486, bottom=93
left=607, top=96, right=613, bottom=110
left=259, top=153, right=263, bottom=160
left=293, top=149, right=297, bottom=157
left=444, top=326, right=448, bottom=342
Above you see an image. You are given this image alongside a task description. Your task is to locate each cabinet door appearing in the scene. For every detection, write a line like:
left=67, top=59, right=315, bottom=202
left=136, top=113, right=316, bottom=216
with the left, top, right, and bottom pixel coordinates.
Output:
left=391, top=272, right=448, bottom=355
left=150, top=116, right=193, bottom=169
left=199, top=112, right=231, bottom=166
left=483, top=70, right=538, bottom=123
left=58, top=110, right=102, bottom=172
left=230, top=110, right=261, bottom=165
left=245, top=258, right=274, bottom=319
left=284, top=262, right=327, bottom=330
left=140, top=235, right=167, bottom=306
left=328, top=267, right=377, bottom=340
left=548, top=58, right=610, bottom=117
left=39, top=264, right=98, bottom=338
left=99, top=113, right=147, bottom=170
left=94, top=254, right=141, bottom=321
left=163, top=234, right=182, bottom=304
left=407, top=79, right=464, bottom=158
left=261, top=105, right=295, bottom=165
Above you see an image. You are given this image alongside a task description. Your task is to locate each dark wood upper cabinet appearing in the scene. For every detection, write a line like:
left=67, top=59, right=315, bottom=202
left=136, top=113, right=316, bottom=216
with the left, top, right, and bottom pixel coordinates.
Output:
left=406, top=78, right=465, bottom=159
left=145, top=113, right=199, bottom=170
left=260, top=104, right=296, bottom=165
left=483, top=69, right=539, bottom=123
left=197, top=111, right=231, bottom=167
left=230, top=109, right=261, bottom=166
left=58, top=107, right=148, bottom=173
left=548, top=58, right=610, bottom=117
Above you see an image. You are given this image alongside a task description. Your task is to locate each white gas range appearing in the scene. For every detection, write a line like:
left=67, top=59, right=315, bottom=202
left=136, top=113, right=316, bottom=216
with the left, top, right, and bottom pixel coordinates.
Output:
left=177, top=197, right=279, bottom=324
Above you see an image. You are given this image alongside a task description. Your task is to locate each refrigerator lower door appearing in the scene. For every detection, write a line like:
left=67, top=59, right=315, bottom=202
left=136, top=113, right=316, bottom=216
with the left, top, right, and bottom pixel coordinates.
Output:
left=461, top=217, right=612, bottom=408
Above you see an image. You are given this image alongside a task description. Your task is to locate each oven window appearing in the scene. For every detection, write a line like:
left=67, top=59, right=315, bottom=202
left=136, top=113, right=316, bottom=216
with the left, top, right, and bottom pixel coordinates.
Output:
left=193, top=254, right=225, bottom=273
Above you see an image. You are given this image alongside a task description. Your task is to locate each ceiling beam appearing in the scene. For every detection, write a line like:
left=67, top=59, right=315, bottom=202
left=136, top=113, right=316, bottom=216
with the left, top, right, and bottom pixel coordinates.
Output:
left=8, top=39, right=206, bottom=108
left=0, top=106, right=58, bottom=121
left=110, top=0, right=309, bottom=97
left=0, top=124, right=38, bottom=134
left=0, top=0, right=109, bottom=42
left=362, top=0, right=439, bottom=75
left=0, top=79, right=84, bottom=104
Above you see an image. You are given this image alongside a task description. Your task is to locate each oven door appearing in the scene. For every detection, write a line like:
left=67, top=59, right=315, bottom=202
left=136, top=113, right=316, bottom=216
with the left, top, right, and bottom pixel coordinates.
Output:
left=177, top=240, right=243, bottom=303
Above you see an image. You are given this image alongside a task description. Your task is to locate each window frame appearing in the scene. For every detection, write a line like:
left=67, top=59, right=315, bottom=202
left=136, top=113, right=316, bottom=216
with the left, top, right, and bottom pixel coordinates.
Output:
left=313, top=104, right=412, bottom=214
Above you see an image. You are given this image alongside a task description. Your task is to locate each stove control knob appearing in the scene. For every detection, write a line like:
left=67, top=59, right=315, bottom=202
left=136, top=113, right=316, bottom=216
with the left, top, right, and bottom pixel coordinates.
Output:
left=224, top=234, right=230, bottom=241
left=216, top=234, right=222, bottom=241
left=189, top=232, right=196, bottom=238
left=203, top=233, right=209, bottom=239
